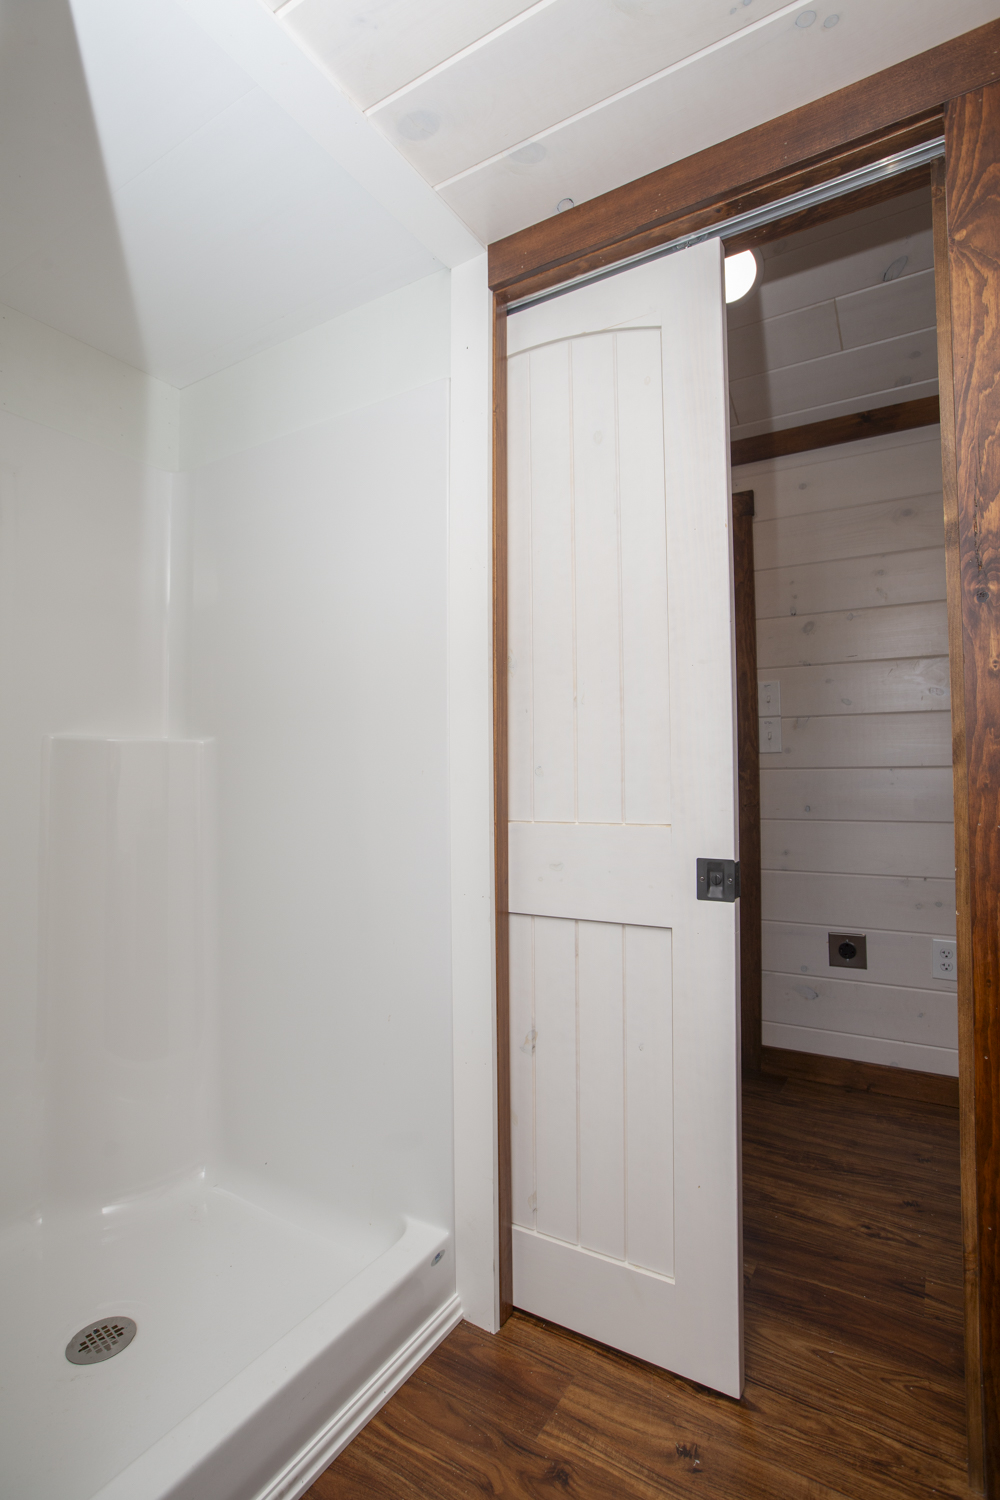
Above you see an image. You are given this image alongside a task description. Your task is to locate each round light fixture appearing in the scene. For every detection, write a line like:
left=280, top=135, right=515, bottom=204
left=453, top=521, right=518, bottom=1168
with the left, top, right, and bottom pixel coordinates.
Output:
left=724, top=248, right=758, bottom=303
left=795, top=9, right=817, bottom=26
left=557, top=197, right=575, bottom=213
left=823, top=12, right=839, bottom=25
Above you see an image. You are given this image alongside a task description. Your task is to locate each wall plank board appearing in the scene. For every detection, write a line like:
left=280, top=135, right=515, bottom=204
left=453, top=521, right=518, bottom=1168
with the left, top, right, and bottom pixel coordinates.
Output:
left=733, top=427, right=941, bottom=522
left=761, top=1021, right=957, bottom=1076
left=762, top=970, right=958, bottom=1049
left=763, top=919, right=959, bottom=994
left=752, top=493, right=944, bottom=571
left=763, top=657, right=949, bottom=716
left=761, top=817, right=955, bottom=877
left=758, top=599, right=948, bottom=668
left=755, top=547, right=946, bottom=620
left=761, top=765, right=953, bottom=823
left=762, top=869, right=956, bottom=935
left=771, top=710, right=951, bottom=768
left=761, top=768, right=959, bottom=828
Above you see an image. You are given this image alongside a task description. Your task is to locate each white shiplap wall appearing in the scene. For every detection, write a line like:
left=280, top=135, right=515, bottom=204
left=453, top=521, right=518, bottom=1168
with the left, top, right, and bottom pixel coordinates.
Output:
left=733, top=427, right=958, bottom=1076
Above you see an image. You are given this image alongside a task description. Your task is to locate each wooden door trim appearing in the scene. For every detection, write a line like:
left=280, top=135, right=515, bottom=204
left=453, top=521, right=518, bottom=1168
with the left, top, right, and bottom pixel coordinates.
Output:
left=490, top=39, right=995, bottom=1494
left=939, top=92, right=1000, bottom=1489
left=488, top=18, right=1000, bottom=299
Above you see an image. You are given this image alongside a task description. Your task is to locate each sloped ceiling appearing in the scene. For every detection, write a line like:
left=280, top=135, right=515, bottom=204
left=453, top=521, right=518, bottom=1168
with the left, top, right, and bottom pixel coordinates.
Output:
left=272, top=0, right=1000, bottom=243
left=0, top=0, right=477, bottom=386
left=728, top=187, right=936, bottom=437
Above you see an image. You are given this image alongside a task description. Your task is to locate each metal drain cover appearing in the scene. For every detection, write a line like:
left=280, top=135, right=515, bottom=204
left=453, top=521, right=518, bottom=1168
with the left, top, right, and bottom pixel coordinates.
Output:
left=65, top=1317, right=137, bottom=1365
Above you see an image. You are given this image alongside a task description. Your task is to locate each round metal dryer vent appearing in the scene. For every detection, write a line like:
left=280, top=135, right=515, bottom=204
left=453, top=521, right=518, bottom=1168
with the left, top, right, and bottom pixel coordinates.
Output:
left=65, top=1317, right=137, bottom=1365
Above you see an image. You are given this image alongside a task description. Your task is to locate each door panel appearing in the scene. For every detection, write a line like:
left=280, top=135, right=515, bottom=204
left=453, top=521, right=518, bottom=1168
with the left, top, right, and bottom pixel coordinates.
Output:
left=506, top=240, right=742, bottom=1398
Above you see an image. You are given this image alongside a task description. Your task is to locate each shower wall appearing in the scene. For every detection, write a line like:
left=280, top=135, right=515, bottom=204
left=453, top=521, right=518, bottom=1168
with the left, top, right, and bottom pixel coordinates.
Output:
left=0, top=269, right=458, bottom=1263
left=0, top=304, right=178, bottom=1229
left=177, top=273, right=455, bottom=1239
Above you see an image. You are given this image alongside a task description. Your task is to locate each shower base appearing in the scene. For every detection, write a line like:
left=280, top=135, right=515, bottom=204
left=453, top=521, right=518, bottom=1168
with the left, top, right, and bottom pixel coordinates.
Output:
left=0, top=1177, right=456, bottom=1500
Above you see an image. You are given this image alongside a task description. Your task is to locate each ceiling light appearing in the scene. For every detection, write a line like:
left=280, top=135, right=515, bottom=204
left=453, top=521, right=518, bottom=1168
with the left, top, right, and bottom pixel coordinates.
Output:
left=557, top=198, right=575, bottom=213
left=823, top=12, right=839, bottom=25
left=883, top=254, right=908, bottom=281
left=795, top=10, right=817, bottom=25
left=725, top=249, right=758, bottom=303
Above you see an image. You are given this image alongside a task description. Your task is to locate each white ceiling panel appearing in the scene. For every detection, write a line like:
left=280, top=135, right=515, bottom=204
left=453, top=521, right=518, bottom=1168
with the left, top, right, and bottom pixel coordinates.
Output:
left=366, top=0, right=792, bottom=186
left=729, top=209, right=934, bottom=328
left=279, top=0, right=537, bottom=110
left=728, top=189, right=940, bottom=436
left=731, top=327, right=938, bottom=426
left=428, top=0, right=1000, bottom=241
left=727, top=300, right=841, bottom=383
left=836, top=268, right=938, bottom=350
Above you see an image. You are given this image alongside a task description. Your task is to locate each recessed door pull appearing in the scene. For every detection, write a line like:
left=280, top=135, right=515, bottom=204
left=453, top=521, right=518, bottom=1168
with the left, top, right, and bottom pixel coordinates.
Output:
left=696, top=858, right=740, bottom=902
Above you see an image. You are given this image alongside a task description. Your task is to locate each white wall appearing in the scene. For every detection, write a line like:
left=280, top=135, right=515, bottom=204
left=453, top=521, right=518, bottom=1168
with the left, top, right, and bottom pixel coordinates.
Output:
left=0, top=302, right=178, bottom=1228
left=734, top=427, right=958, bottom=1076
left=178, top=275, right=457, bottom=1241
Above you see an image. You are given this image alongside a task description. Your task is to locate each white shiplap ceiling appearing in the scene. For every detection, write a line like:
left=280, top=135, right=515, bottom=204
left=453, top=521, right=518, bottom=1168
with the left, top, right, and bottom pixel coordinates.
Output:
left=273, top=0, right=1000, bottom=243
left=728, top=187, right=937, bottom=437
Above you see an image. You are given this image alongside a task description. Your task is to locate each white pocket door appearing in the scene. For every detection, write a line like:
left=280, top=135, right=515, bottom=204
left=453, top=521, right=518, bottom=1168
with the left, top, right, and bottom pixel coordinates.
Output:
left=506, top=240, right=743, bottom=1398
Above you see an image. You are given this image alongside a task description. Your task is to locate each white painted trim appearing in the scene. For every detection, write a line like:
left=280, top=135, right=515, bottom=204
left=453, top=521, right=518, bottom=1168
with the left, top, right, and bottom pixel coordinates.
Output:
left=254, top=1294, right=463, bottom=1500
left=448, top=254, right=501, bottom=1333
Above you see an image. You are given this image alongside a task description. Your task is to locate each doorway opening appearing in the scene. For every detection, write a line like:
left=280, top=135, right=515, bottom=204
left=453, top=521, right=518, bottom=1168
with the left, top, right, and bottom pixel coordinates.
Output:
left=727, top=176, right=971, bottom=1477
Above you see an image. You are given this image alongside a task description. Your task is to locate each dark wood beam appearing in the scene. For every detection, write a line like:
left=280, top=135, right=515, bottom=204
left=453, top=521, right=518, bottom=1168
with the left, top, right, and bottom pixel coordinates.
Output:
left=490, top=18, right=1000, bottom=298
left=943, top=78, right=1000, bottom=1492
left=731, top=396, right=941, bottom=469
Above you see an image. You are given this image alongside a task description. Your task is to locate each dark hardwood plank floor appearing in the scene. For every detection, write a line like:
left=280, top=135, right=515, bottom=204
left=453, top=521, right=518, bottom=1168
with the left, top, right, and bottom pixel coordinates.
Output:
left=308, top=1071, right=969, bottom=1500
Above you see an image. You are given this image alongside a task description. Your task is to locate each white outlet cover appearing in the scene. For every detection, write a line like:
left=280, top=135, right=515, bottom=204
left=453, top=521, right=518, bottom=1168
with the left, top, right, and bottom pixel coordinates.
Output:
left=932, top=937, right=957, bottom=981
left=758, top=679, right=780, bottom=716
left=759, top=717, right=782, bottom=753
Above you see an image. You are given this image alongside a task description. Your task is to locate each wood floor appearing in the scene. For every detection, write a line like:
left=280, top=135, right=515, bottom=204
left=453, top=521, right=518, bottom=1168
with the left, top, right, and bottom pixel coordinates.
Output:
left=308, top=1070, right=971, bottom=1500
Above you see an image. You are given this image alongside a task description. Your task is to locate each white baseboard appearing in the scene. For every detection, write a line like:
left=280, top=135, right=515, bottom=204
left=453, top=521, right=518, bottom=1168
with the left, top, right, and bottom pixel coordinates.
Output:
left=257, top=1293, right=463, bottom=1500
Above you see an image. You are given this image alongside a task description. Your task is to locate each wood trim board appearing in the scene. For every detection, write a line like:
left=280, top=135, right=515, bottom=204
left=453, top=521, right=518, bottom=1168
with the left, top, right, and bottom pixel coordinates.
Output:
left=732, top=490, right=761, bottom=1076
left=490, top=31, right=997, bottom=1491
left=760, top=1045, right=960, bottom=1108
left=941, top=85, right=1000, bottom=1489
left=932, top=150, right=984, bottom=1493
left=731, top=396, right=941, bottom=469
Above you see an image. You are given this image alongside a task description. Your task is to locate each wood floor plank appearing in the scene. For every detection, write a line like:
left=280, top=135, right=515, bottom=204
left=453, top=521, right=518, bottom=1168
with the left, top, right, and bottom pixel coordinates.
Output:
left=308, top=1077, right=972, bottom=1500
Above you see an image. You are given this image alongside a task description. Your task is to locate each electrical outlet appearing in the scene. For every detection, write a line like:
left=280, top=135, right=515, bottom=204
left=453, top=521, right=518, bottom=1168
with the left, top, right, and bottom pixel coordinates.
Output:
left=758, top=679, right=780, bottom=716
left=932, top=938, right=957, bottom=980
left=759, top=717, right=782, bottom=753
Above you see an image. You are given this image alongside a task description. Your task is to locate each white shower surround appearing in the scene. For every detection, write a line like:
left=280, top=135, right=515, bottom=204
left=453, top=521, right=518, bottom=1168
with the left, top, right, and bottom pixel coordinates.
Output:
left=0, top=273, right=480, bottom=1499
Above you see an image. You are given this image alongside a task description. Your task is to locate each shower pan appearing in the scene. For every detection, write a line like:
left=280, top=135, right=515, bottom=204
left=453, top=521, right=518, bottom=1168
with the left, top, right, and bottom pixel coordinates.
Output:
left=0, top=733, right=456, bottom=1499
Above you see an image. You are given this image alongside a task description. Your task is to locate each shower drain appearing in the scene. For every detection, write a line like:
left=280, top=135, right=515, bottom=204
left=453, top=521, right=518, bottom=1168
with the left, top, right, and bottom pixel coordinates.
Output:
left=65, top=1317, right=137, bottom=1365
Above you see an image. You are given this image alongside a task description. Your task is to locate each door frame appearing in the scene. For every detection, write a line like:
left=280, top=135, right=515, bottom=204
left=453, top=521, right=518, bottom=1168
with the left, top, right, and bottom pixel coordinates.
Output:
left=490, top=20, right=1000, bottom=1493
